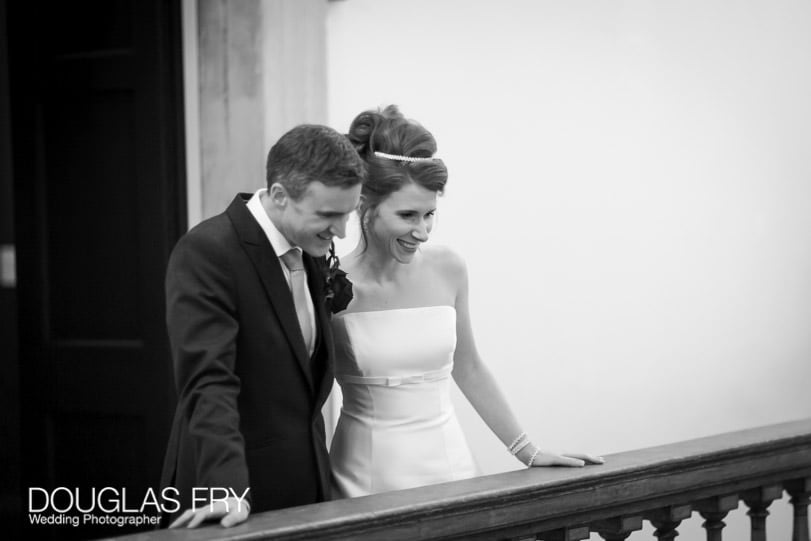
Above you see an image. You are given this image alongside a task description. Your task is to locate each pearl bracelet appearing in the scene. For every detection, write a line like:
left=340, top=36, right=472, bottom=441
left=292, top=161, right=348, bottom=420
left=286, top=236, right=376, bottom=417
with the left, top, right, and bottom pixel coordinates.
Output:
left=507, top=431, right=527, bottom=454
left=527, top=447, right=542, bottom=467
left=511, top=438, right=532, bottom=456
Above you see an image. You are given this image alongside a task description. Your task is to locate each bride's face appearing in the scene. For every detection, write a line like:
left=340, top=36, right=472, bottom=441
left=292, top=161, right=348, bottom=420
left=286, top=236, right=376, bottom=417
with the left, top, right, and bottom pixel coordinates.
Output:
left=368, top=182, right=438, bottom=264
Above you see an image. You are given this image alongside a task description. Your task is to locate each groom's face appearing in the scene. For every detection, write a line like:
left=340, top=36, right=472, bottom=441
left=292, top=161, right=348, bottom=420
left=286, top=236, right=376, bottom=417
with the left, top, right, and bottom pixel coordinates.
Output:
left=274, top=180, right=361, bottom=257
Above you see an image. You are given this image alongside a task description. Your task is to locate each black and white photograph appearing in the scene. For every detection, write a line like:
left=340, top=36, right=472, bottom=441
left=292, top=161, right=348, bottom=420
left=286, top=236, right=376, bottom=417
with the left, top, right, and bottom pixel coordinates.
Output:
left=1, top=1, right=810, bottom=540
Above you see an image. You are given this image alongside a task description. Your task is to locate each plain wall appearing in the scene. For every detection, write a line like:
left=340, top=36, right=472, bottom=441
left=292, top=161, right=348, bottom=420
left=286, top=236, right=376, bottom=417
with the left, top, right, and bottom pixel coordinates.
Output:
left=183, top=0, right=329, bottom=225
left=325, top=1, right=811, bottom=539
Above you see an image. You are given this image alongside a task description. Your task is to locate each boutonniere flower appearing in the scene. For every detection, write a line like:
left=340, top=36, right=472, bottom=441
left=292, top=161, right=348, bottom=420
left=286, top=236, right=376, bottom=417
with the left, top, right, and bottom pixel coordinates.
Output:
left=324, top=242, right=353, bottom=314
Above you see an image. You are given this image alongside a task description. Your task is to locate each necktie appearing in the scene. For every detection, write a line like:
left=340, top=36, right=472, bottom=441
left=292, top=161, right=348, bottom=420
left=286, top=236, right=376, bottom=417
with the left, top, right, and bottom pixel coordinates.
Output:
left=281, top=248, right=314, bottom=355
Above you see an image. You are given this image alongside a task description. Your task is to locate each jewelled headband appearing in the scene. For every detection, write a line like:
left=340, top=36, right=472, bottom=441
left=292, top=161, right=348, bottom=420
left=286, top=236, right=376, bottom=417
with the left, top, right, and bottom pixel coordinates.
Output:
left=374, top=151, right=441, bottom=162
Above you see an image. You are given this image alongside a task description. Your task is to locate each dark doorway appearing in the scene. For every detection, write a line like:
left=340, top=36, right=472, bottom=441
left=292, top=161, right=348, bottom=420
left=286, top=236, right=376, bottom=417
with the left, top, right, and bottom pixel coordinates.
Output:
left=6, top=0, right=185, bottom=538
left=0, top=0, right=21, bottom=539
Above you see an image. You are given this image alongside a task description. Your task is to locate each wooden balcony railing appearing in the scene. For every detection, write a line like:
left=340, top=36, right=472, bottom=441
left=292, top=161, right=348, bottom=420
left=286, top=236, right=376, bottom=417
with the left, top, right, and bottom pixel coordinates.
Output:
left=115, top=418, right=811, bottom=541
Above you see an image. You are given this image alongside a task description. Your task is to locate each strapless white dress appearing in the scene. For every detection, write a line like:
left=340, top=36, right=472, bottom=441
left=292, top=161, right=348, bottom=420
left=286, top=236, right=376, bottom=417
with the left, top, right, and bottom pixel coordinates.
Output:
left=329, top=306, right=477, bottom=497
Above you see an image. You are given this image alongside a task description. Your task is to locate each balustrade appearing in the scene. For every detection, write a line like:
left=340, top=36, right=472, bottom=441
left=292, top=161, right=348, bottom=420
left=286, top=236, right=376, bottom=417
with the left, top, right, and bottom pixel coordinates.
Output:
left=113, top=418, right=811, bottom=541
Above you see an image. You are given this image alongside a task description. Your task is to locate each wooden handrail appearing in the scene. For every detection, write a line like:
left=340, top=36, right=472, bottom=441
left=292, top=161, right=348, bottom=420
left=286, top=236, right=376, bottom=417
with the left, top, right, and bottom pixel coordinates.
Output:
left=113, top=418, right=811, bottom=540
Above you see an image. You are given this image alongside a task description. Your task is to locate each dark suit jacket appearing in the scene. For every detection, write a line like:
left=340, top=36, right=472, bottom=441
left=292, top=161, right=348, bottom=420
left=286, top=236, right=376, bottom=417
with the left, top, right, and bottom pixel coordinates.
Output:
left=160, top=193, right=335, bottom=519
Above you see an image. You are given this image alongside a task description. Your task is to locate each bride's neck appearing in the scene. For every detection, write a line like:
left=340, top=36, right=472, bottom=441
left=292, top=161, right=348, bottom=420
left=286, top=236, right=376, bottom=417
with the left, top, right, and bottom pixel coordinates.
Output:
left=351, top=241, right=408, bottom=283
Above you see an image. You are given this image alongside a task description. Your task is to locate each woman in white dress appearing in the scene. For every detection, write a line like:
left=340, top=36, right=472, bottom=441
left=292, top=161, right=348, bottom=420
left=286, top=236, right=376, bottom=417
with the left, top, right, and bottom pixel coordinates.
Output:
left=329, top=105, right=603, bottom=498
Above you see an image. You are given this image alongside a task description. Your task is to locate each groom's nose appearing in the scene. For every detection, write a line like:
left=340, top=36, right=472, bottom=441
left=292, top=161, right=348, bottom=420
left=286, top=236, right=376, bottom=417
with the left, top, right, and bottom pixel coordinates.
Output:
left=329, top=217, right=348, bottom=239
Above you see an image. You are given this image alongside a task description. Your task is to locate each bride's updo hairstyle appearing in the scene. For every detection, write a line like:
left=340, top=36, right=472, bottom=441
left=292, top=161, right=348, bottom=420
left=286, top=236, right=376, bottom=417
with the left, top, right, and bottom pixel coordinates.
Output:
left=347, top=105, right=447, bottom=247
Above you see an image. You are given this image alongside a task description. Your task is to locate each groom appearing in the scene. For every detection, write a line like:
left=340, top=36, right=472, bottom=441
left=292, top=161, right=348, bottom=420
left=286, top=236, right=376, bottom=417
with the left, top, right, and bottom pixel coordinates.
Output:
left=160, top=124, right=366, bottom=528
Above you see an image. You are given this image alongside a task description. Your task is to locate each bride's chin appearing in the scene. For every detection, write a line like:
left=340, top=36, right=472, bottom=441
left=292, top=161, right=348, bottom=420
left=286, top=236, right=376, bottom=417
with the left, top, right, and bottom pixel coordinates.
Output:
left=393, top=250, right=417, bottom=265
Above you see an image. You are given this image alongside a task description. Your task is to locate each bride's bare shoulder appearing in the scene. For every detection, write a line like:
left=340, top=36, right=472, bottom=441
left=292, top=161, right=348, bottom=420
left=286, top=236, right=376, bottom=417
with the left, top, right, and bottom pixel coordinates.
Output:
left=422, top=244, right=468, bottom=276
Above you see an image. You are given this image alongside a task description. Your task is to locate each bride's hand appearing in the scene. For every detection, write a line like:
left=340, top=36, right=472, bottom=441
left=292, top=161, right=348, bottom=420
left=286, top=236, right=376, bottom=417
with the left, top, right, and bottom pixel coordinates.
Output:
left=528, top=450, right=605, bottom=468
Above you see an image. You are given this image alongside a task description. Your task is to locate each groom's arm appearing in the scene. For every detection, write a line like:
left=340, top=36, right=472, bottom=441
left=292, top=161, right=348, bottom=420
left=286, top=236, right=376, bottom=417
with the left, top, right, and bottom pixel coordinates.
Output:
left=165, top=230, right=251, bottom=526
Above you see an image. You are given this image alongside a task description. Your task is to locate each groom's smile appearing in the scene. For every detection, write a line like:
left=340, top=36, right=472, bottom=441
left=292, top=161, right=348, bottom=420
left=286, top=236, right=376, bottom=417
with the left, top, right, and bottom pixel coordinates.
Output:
left=268, top=181, right=361, bottom=257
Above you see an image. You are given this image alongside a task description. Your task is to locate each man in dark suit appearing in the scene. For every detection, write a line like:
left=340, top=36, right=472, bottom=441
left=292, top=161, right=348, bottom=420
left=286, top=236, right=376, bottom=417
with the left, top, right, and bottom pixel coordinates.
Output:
left=160, top=124, right=366, bottom=528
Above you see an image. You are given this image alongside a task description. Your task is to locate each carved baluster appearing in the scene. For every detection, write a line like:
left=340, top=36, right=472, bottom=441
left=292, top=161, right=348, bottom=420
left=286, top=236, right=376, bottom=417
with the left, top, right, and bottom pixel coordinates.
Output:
left=592, top=516, right=643, bottom=541
left=645, top=504, right=692, bottom=541
left=786, top=478, right=811, bottom=541
left=695, top=494, right=738, bottom=541
left=743, top=484, right=784, bottom=541
left=537, top=526, right=590, bottom=541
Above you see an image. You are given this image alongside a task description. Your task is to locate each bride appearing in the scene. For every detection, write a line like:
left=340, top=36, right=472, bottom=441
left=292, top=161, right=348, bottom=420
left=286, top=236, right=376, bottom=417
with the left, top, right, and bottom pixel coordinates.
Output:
left=329, top=105, right=603, bottom=498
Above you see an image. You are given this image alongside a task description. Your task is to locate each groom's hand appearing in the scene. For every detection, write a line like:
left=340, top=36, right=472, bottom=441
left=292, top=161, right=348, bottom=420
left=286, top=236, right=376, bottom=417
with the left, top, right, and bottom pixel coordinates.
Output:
left=169, top=497, right=250, bottom=529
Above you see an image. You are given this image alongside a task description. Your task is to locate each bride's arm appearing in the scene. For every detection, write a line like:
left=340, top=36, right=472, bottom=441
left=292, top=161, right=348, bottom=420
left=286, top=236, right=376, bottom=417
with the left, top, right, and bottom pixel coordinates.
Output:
left=446, top=250, right=603, bottom=468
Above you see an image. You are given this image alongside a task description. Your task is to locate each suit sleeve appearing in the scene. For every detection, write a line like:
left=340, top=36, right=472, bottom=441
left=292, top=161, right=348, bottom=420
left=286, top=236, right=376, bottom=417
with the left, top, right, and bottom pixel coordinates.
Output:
left=165, top=231, right=250, bottom=498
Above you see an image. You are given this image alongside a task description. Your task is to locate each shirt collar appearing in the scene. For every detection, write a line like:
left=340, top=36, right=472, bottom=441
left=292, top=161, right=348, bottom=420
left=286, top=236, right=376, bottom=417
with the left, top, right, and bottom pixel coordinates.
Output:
left=246, top=188, right=297, bottom=258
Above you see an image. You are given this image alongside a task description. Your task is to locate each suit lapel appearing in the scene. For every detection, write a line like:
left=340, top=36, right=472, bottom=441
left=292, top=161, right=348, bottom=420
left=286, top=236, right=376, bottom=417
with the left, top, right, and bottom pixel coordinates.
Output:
left=226, top=195, right=314, bottom=391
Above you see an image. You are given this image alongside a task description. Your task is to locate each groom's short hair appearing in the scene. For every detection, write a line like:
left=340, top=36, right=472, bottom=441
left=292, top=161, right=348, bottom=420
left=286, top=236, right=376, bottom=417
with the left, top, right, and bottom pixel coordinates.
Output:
left=266, top=124, right=367, bottom=200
